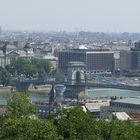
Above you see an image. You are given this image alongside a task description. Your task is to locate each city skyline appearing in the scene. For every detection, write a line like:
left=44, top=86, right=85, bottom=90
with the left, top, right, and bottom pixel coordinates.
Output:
left=0, top=0, right=140, bottom=32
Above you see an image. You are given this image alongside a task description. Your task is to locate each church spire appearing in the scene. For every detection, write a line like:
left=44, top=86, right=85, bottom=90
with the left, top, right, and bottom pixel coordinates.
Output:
left=49, top=84, right=56, bottom=112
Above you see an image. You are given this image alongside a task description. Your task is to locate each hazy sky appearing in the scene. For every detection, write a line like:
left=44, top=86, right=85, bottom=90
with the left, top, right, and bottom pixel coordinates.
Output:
left=0, top=0, right=140, bottom=32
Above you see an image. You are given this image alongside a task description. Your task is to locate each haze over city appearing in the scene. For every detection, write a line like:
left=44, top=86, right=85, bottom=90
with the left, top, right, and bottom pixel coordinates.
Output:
left=1, top=0, right=140, bottom=139
left=0, top=0, right=140, bottom=32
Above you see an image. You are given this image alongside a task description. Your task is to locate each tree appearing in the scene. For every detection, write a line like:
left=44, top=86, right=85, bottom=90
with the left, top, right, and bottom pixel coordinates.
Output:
left=1, top=91, right=140, bottom=140
left=95, top=119, right=112, bottom=140
left=37, top=59, right=51, bottom=74
left=0, top=91, right=61, bottom=140
left=38, top=68, right=47, bottom=80
left=54, top=107, right=97, bottom=140
left=54, top=69, right=65, bottom=82
left=24, top=64, right=37, bottom=78
left=0, top=67, right=11, bottom=86
left=6, top=91, right=37, bottom=118
left=5, top=58, right=52, bottom=79
left=110, top=120, right=138, bottom=140
left=0, top=118, right=60, bottom=140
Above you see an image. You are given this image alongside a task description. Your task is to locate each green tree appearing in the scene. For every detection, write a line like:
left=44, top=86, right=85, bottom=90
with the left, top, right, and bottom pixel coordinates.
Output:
left=6, top=91, right=37, bottom=118
left=0, top=67, right=11, bottom=86
left=110, top=120, right=138, bottom=140
left=37, top=59, right=51, bottom=74
left=1, top=90, right=140, bottom=140
left=95, top=120, right=112, bottom=140
left=24, top=64, right=37, bottom=78
left=5, top=58, right=30, bottom=76
left=0, top=118, right=60, bottom=140
left=6, top=58, right=52, bottom=79
left=54, top=69, right=65, bottom=82
left=54, top=106, right=97, bottom=140
left=0, top=91, right=61, bottom=140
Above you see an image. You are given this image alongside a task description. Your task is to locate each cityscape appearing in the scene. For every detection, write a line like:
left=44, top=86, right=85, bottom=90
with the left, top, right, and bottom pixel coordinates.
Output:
left=0, top=0, right=140, bottom=139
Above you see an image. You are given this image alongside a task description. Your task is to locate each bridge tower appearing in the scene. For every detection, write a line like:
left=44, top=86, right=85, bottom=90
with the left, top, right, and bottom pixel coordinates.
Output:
left=67, top=61, right=86, bottom=85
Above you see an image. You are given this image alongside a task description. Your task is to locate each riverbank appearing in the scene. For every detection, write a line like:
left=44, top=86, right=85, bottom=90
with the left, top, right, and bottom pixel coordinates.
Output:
left=0, top=84, right=52, bottom=94
left=28, top=84, right=51, bottom=92
left=0, top=86, right=11, bottom=93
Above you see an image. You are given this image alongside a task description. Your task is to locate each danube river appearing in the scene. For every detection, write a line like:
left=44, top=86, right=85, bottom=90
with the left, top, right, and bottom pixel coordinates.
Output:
left=87, top=88, right=140, bottom=99
left=0, top=88, right=140, bottom=105
left=0, top=91, right=49, bottom=105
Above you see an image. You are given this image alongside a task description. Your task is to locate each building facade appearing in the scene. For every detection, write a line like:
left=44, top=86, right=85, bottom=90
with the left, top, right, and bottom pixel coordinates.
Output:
left=58, top=49, right=86, bottom=74
left=0, top=44, right=34, bottom=68
left=100, top=97, right=140, bottom=120
left=86, top=51, right=114, bottom=72
left=120, top=50, right=132, bottom=71
left=58, top=49, right=114, bottom=75
left=120, top=42, right=140, bottom=72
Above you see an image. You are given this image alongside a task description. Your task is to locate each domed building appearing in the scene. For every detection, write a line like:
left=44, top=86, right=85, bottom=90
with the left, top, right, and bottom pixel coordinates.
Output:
left=0, top=42, right=34, bottom=67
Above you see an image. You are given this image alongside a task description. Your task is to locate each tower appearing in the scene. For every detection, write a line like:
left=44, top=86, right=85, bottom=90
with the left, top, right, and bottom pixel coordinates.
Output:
left=49, top=84, right=56, bottom=112
left=67, top=61, right=85, bottom=85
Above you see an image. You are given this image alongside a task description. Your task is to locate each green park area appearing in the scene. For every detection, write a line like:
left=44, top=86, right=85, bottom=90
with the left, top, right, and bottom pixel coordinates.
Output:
left=0, top=91, right=140, bottom=140
left=0, top=57, right=65, bottom=87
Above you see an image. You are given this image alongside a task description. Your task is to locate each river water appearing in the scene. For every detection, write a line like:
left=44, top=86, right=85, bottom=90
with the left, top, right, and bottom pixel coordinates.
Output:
left=0, top=88, right=140, bottom=105
left=87, top=88, right=140, bottom=99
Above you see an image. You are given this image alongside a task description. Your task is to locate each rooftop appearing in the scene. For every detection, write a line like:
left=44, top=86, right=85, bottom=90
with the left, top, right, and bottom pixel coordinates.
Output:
left=113, top=112, right=131, bottom=120
left=86, top=51, right=113, bottom=54
left=60, top=48, right=112, bottom=53
left=112, top=97, right=140, bottom=105
left=85, top=100, right=110, bottom=112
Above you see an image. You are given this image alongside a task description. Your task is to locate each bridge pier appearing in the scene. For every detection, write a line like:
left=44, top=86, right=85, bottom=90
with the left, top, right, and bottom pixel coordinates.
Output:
left=14, top=81, right=31, bottom=92
left=64, top=84, right=86, bottom=99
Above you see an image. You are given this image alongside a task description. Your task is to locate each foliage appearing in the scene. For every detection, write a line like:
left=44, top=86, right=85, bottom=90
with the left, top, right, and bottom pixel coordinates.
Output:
left=0, top=91, right=60, bottom=140
left=0, top=92, right=140, bottom=139
left=0, top=66, right=11, bottom=86
left=0, top=118, right=59, bottom=140
left=54, top=69, right=65, bottom=82
left=52, top=107, right=140, bottom=140
left=5, top=58, right=52, bottom=79
left=54, top=107, right=97, bottom=140
left=6, top=91, right=37, bottom=118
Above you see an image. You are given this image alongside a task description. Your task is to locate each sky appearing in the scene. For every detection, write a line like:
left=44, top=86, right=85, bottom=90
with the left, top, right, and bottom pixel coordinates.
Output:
left=0, top=0, right=140, bottom=32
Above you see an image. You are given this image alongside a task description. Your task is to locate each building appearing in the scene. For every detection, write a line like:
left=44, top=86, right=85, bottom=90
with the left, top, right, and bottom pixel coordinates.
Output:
left=100, top=97, right=140, bottom=120
left=112, top=112, right=131, bottom=120
left=32, top=42, right=58, bottom=69
left=131, top=42, right=140, bottom=70
left=58, top=49, right=86, bottom=74
left=114, top=52, right=120, bottom=71
left=58, top=49, right=114, bottom=75
left=120, top=50, right=132, bottom=71
left=120, top=42, right=140, bottom=72
left=85, top=100, right=110, bottom=119
left=0, top=43, right=34, bottom=67
left=86, top=51, right=114, bottom=72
